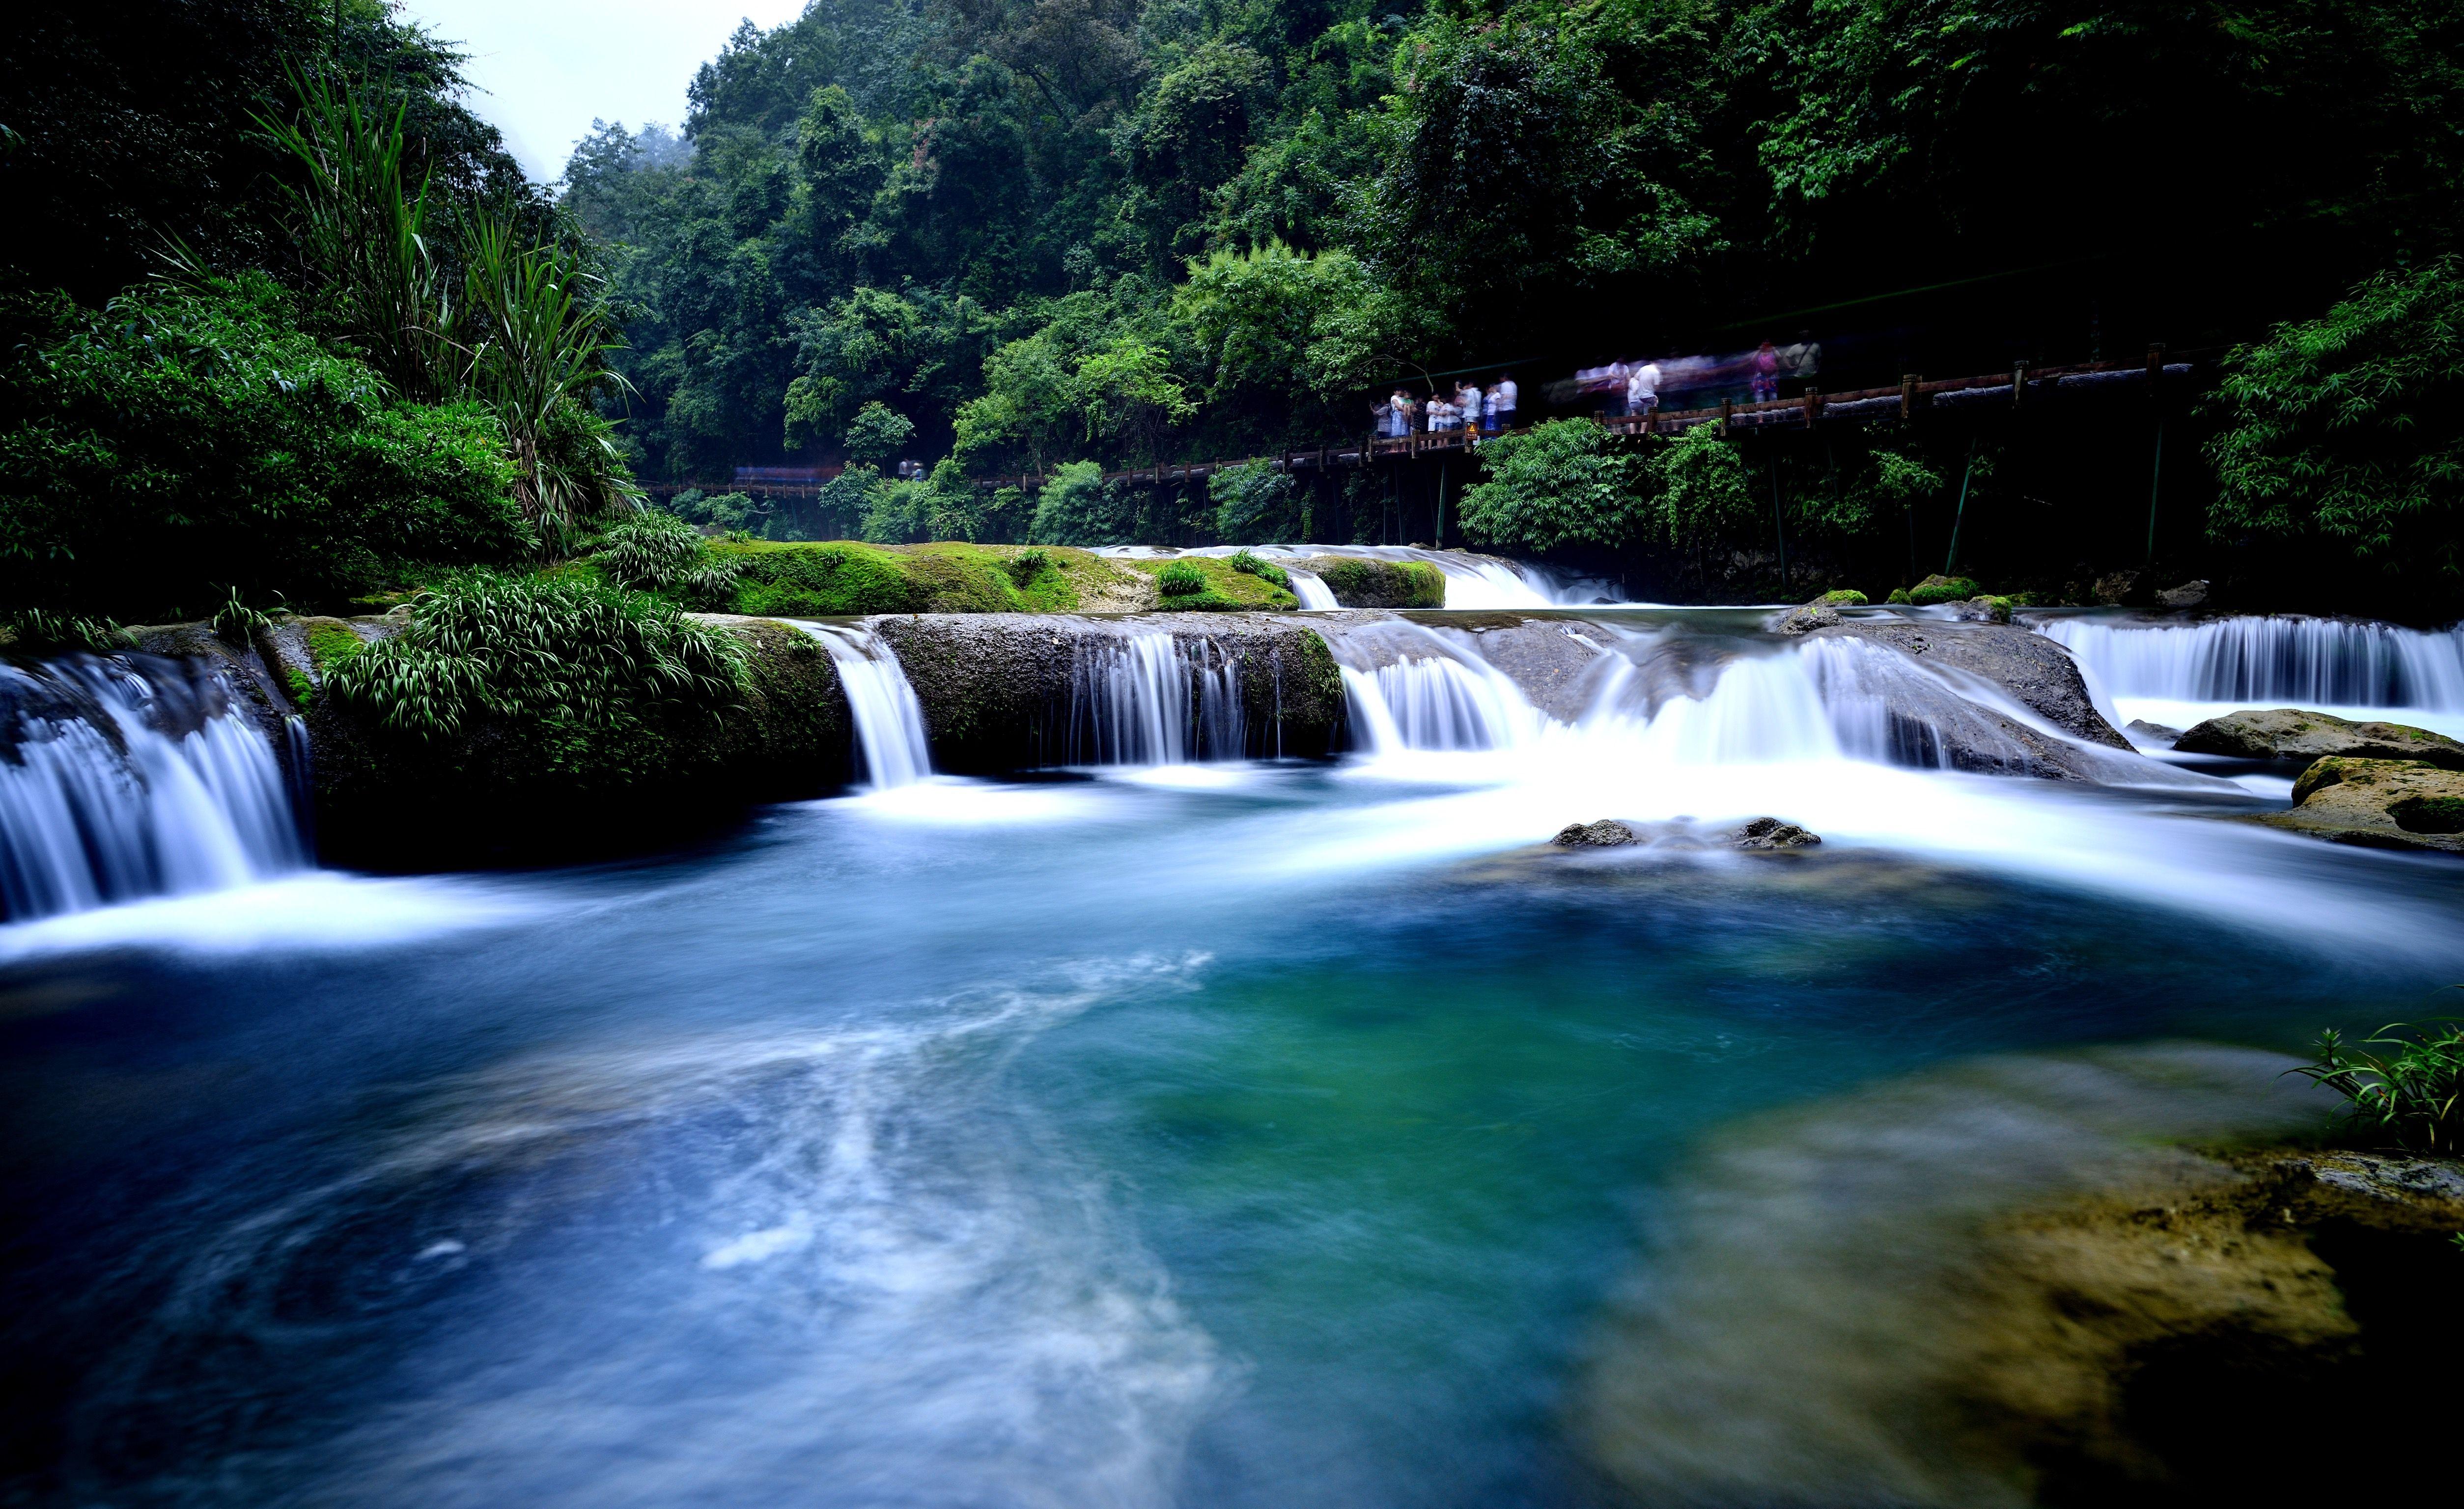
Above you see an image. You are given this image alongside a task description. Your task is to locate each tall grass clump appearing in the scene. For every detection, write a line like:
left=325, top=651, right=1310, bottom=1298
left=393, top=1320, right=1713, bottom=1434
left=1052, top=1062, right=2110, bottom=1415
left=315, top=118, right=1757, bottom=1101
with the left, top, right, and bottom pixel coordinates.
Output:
left=2288, top=1016, right=2464, bottom=1154
left=594, top=513, right=742, bottom=607
left=326, top=571, right=741, bottom=745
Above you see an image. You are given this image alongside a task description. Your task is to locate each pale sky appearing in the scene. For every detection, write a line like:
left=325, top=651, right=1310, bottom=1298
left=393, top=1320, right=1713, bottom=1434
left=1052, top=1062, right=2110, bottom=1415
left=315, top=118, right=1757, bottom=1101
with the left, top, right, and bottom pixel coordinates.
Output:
left=400, top=1, right=811, bottom=183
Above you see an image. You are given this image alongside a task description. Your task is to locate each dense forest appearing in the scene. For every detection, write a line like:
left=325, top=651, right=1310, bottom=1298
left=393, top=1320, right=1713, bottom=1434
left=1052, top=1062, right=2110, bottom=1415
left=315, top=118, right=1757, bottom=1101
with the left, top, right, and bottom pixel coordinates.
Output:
left=4, top=0, right=2464, bottom=622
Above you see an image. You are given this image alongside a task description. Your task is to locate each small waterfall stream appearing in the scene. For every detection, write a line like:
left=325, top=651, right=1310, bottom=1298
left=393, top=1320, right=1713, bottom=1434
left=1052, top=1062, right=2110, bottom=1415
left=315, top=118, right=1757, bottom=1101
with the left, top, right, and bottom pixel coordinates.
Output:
left=0, top=655, right=306, bottom=921
left=798, top=624, right=934, bottom=788
left=2035, top=614, right=2464, bottom=710
left=1069, top=632, right=1246, bottom=765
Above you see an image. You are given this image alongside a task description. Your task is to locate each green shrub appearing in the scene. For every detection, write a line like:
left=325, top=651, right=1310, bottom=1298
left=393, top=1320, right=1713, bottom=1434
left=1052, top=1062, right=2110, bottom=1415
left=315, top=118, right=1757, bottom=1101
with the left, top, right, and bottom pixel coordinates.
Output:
left=1457, top=419, right=1652, bottom=552
left=324, top=571, right=742, bottom=778
left=1157, top=559, right=1208, bottom=596
left=0, top=274, right=530, bottom=620
left=2288, top=1018, right=2464, bottom=1154
left=1008, top=547, right=1053, bottom=586
left=1227, top=549, right=1290, bottom=588
left=1212, top=459, right=1305, bottom=544
left=594, top=512, right=743, bottom=608
left=1028, top=459, right=1137, bottom=545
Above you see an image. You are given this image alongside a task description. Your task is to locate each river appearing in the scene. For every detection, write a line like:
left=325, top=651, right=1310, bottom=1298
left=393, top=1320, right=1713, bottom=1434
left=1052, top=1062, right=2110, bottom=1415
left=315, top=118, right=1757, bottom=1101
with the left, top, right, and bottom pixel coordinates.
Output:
left=2, top=601, right=2460, bottom=1506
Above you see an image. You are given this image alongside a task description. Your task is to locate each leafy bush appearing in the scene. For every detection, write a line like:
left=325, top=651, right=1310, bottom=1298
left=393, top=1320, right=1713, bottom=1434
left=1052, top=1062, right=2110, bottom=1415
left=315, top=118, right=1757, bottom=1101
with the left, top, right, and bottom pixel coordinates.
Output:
left=2288, top=1019, right=2464, bottom=1154
left=1227, top=549, right=1289, bottom=588
left=1211, top=459, right=1305, bottom=544
left=325, top=572, right=742, bottom=754
left=1457, top=419, right=1652, bottom=552
left=1007, top=547, right=1053, bottom=586
left=594, top=513, right=743, bottom=608
left=1157, top=559, right=1209, bottom=596
left=2208, top=259, right=2464, bottom=575
left=843, top=401, right=916, bottom=465
left=1029, top=460, right=1138, bottom=545
left=0, top=275, right=528, bottom=619
left=1647, top=421, right=1757, bottom=552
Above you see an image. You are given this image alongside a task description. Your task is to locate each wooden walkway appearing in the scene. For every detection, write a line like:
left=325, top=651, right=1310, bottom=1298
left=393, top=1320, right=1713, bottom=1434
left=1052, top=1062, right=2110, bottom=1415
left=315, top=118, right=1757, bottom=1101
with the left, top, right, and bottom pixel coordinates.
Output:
left=642, top=351, right=2186, bottom=501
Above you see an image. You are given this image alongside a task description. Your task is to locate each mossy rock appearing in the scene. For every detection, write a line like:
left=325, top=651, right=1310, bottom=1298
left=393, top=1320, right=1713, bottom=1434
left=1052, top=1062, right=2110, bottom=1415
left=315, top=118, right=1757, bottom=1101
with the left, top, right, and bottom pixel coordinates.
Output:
left=1298, top=556, right=1446, bottom=608
left=1886, top=587, right=1914, bottom=605
left=1817, top=589, right=1868, bottom=607
left=1906, top=574, right=1982, bottom=607
left=714, top=540, right=1148, bottom=616
left=1126, top=555, right=1297, bottom=611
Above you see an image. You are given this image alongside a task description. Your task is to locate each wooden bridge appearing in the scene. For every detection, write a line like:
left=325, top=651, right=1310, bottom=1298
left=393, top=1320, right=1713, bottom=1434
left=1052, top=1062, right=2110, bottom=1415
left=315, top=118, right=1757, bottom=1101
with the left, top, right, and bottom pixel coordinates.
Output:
left=640, top=349, right=2186, bottom=502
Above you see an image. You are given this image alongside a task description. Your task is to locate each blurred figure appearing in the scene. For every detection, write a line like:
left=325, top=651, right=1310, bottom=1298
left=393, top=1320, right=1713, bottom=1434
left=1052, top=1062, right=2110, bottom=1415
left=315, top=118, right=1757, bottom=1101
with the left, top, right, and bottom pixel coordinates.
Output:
left=1604, top=359, right=1631, bottom=417
left=1388, top=388, right=1414, bottom=437
left=1781, top=329, right=1821, bottom=383
left=1481, top=382, right=1501, bottom=433
left=1456, top=380, right=1482, bottom=433
left=1495, top=371, right=1518, bottom=428
left=1751, top=340, right=1781, bottom=403
left=1626, top=358, right=1661, bottom=421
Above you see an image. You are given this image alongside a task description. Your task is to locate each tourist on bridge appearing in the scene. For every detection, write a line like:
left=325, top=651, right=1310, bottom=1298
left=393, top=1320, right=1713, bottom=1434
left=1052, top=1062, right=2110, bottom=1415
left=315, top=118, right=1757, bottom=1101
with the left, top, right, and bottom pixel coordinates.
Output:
left=1456, top=380, right=1482, bottom=432
left=1752, top=340, right=1781, bottom=402
left=1387, top=389, right=1414, bottom=437
left=1603, top=359, right=1630, bottom=418
left=1480, top=382, right=1501, bottom=433
left=1626, top=359, right=1661, bottom=421
left=1494, top=372, right=1517, bottom=429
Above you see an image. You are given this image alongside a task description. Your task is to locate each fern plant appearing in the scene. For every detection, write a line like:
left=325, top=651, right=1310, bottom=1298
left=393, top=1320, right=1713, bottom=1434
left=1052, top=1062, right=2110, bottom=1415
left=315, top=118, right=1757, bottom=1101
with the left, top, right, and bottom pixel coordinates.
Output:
left=325, top=571, right=743, bottom=743
left=594, top=514, right=743, bottom=608
left=2288, top=1015, right=2464, bottom=1154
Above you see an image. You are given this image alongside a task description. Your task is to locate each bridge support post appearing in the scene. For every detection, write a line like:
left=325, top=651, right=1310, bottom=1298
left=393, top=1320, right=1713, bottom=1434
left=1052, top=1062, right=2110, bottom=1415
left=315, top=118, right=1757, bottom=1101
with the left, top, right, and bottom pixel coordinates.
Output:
left=1770, top=451, right=1789, bottom=596
left=1944, top=440, right=1978, bottom=576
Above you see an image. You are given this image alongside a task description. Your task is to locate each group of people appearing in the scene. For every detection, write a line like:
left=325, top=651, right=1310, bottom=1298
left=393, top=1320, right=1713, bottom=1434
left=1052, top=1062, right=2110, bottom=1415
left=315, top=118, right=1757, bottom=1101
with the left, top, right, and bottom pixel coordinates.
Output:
left=1379, top=374, right=1518, bottom=438
left=1579, top=333, right=1821, bottom=417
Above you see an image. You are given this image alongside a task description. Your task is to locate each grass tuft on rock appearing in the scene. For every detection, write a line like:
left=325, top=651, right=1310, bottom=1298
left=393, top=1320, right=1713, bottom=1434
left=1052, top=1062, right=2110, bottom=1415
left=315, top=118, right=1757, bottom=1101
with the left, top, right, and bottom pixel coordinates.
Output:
left=2288, top=1016, right=2464, bottom=1154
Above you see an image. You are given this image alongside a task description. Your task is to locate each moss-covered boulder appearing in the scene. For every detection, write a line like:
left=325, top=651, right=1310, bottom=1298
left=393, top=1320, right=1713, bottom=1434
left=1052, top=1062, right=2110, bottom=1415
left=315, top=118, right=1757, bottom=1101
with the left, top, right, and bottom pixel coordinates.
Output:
left=1905, top=573, right=1982, bottom=606
left=306, top=615, right=853, bottom=867
left=1124, top=554, right=1298, bottom=612
left=2177, top=708, right=2464, bottom=767
left=1298, top=556, right=1447, bottom=608
left=2256, top=756, right=2464, bottom=854
left=708, top=540, right=1152, bottom=616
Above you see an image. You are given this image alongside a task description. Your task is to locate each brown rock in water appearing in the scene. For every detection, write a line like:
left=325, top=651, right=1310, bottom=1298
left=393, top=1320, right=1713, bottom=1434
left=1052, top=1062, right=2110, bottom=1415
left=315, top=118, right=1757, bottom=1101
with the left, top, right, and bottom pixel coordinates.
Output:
left=2256, top=756, right=2464, bottom=854
left=2175, top=707, right=2464, bottom=767
left=2155, top=578, right=2210, bottom=611
left=1552, top=819, right=1636, bottom=847
left=1730, top=817, right=1820, bottom=849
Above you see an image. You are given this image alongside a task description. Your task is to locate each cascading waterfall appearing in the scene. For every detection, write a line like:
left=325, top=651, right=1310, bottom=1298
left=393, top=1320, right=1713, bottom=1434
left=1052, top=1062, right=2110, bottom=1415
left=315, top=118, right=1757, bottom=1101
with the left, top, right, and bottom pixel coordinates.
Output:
left=1070, top=632, right=1246, bottom=765
left=2035, top=615, right=2464, bottom=709
left=1288, top=570, right=1339, bottom=611
left=0, top=655, right=306, bottom=921
left=1341, top=657, right=1530, bottom=753
left=798, top=624, right=934, bottom=788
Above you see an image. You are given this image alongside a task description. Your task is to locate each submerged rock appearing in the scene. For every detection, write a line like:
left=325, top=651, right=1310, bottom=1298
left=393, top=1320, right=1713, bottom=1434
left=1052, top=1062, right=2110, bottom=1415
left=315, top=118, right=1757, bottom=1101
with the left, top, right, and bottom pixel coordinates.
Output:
left=1730, top=817, right=1820, bottom=849
left=2175, top=707, right=2464, bottom=767
left=1580, top=1044, right=2459, bottom=1508
left=1552, top=819, right=1636, bottom=847
left=2123, top=718, right=2184, bottom=746
left=1806, top=619, right=2132, bottom=750
left=2256, top=756, right=2464, bottom=854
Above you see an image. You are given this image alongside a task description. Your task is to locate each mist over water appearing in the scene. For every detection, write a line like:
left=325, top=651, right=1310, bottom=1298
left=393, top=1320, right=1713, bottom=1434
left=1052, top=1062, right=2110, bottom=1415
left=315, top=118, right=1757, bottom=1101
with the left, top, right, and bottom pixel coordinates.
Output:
left=5, top=606, right=2463, bottom=1506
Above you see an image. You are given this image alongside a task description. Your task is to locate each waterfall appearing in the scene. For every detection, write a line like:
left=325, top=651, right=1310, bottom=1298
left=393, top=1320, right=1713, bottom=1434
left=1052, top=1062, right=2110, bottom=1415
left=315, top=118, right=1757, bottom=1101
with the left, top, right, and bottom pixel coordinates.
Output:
left=0, top=654, right=306, bottom=922
left=1288, top=570, right=1339, bottom=611
left=799, top=624, right=934, bottom=788
left=1340, top=658, right=1530, bottom=753
left=1070, top=632, right=1245, bottom=765
left=2035, top=615, right=2464, bottom=710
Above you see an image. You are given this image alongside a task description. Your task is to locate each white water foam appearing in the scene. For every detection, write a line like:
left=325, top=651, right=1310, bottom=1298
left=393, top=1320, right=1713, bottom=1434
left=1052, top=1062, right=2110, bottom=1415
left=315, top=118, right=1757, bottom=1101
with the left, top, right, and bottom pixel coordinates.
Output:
left=1071, top=631, right=1245, bottom=766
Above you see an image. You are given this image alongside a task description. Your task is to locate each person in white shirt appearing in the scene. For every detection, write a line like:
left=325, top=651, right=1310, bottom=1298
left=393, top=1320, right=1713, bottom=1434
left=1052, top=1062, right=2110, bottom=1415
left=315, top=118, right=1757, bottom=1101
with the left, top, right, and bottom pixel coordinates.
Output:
left=1495, top=373, right=1517, bottom=428
left=1481, top=383, right=1500, bottom=433
left=1627, top=359, right=1661, bottom=420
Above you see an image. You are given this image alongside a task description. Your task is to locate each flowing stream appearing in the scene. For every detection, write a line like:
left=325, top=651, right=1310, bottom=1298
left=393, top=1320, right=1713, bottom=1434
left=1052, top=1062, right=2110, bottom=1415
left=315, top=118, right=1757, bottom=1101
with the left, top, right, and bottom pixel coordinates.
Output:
left=4, top=607, right=2462, bottom=1506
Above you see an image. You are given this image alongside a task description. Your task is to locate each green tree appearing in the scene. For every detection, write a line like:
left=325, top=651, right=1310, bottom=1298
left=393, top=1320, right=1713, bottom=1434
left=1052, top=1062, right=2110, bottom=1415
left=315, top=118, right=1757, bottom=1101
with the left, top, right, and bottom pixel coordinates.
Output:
left=1457, top=420, right=1654, bottom=553
left=2207, top=259, right=2464, bottom=577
